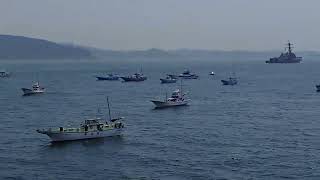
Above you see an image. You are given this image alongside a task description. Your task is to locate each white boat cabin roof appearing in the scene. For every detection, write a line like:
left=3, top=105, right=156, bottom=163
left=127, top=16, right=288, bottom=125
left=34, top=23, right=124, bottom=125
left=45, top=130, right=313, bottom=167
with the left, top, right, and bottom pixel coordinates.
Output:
left=84, top=118, right=102, bottom=125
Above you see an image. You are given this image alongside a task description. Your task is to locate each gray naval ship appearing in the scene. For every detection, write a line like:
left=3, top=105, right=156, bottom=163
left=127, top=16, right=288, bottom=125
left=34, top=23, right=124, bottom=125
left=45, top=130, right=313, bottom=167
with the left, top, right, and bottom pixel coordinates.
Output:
left=266, top=41, right=302, bottom=63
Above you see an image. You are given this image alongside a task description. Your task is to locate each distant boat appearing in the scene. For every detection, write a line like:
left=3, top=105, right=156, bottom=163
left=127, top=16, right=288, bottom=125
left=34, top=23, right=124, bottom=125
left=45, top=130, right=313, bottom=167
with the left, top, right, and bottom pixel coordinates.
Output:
left=316, top=85, right=320, bottom=92
left=160, top=74, right=177, bottom=84
left=221, top=77, right=238, bottom=85
left=178, top=69, right=198, bottom=79
left=0, top=70, right=10, bottom=78
left=21, top=82, right=45, bottom=96
left=266, top=41, right=302, bottom=63
left=209, top=72, right=215, bottom=76
left=221, top=70, right=238, bottom=85
left=151, top=89, right=188, bottom=108
left=120, top=72, right=147, bottom=82
left=37, top=97, right=125, bottom=142
left=96, top=74, right=119, bottom=81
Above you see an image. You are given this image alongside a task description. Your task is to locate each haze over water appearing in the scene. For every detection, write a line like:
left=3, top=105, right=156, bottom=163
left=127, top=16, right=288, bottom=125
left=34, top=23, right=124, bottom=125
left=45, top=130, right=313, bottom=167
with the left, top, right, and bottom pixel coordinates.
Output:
left=1, top=56, right=320, bottom=179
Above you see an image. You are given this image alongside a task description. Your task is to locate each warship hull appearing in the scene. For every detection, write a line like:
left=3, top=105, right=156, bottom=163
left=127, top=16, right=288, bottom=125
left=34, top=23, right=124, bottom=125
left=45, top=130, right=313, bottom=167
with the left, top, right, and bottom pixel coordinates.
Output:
left=266, top=57, right=302, bottom=64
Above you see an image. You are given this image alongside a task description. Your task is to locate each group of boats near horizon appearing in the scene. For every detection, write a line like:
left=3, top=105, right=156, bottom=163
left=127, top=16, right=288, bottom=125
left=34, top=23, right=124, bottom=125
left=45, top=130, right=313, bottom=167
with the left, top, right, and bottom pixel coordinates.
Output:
left=1, top=41, right=319, bottom=142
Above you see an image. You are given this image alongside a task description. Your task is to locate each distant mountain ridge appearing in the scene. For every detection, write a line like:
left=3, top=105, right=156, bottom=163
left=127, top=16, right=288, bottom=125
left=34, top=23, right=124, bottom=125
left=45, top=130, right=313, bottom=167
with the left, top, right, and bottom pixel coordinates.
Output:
left=1, top=34, right=319, bottom=60
left=89, top=47, right=320, bottom=60
left=0, top=35, right=93, bottom=59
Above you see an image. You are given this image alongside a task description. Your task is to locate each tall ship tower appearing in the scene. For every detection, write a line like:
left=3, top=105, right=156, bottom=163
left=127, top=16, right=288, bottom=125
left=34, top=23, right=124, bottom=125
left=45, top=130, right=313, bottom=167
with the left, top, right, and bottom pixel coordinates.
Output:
left=266, top=41, right=302, bottom=63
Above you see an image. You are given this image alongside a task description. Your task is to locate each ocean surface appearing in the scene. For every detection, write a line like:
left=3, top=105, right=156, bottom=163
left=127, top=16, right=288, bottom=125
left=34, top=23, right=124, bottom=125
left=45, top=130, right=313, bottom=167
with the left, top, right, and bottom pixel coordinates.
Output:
left=1, top=56, right=320, bottom=179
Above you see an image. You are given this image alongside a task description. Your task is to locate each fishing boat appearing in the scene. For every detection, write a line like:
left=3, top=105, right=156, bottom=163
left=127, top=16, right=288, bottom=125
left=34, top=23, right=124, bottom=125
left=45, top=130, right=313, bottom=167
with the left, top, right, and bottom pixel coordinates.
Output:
left=95, top=74, right=119, bottom=81
left=120, top=72, right=147, bottom=82
left=160, top=75, right=177, bottom=84
left=0, top=70, right=10, bottom=78
left=37, top=97, right=125, bottom=142
left=221, top=77, right=238, bottom=85
left=266, top=41, right=302, bottom=63
left=316, top=85, right=320, bottom=92
left=178, top=69, right=198, bottom=79
left=151, top=89, right=188, bottom=108
left=151, top=80, right=189, bottom=108
left=21, top=82, right=45, bottom=95
left=209, top=72, right=215, bottom=76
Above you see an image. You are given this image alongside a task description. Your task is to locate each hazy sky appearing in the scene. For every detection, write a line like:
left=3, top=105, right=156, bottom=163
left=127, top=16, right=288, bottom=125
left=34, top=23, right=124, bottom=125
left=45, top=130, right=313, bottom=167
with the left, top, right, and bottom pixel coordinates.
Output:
left=0, top=0, right=319, bottom=51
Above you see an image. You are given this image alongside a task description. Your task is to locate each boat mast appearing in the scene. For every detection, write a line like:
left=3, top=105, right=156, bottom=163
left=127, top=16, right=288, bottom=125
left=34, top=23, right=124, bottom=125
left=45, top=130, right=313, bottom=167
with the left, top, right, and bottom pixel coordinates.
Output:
left=180, top=79, right=183, bottom=94
left=287, top=41, right=292, bottom=54
left=107, top=97, right=112, bottom=121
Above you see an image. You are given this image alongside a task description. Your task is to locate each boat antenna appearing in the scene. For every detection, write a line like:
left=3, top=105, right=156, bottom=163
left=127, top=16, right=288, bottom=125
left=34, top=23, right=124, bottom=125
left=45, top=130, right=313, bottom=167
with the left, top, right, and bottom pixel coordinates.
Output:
left=36, top=73, right=39, bottom=85
left=107, top=96, right=112, bottom=121
left=180, top=78, right=183, bottom=94
left=96, top=107, right=101, bottom=118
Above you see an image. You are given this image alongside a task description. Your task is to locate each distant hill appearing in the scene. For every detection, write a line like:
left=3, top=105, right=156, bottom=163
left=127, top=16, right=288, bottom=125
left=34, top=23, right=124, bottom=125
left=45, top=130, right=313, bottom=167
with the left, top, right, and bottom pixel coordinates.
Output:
left=89, top=47, right=320, bottom=61
left=0, top=35, right=93, bottom=60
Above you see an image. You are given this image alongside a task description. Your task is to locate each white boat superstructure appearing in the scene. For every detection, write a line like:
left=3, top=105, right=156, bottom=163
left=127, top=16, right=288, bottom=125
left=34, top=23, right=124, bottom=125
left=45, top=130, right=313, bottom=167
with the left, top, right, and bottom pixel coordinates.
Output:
left=37, top=118, right=124, bottom=142
left=151, top=89, right=188, bottom=108
left=179, top=69, right=198, bottom=79
left=21, top=82, right=45, bottom=95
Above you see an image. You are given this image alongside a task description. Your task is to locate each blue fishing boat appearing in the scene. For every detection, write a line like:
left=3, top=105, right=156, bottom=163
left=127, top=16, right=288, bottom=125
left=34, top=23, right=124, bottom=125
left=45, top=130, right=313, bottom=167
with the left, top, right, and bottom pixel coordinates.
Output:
left=120, top=73, right=147, bottom=82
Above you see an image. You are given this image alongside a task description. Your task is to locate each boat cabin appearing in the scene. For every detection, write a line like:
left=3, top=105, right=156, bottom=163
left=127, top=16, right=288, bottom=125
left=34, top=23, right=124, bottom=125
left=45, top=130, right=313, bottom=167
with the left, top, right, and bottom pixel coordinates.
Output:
left=84, top=118, right=101, bottom=125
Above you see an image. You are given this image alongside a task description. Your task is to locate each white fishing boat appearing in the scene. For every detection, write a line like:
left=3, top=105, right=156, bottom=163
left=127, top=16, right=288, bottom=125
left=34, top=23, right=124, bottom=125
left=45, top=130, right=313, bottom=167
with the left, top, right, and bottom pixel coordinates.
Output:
left=37, top=97, right=125, bottom=142
left=151, top=89, right=188, bottom=108
left=21, top=82, right=45, bottom=95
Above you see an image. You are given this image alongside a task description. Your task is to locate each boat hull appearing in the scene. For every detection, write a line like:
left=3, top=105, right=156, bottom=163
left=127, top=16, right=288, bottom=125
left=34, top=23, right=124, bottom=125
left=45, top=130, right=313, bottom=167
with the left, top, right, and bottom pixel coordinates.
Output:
left=120, top=77, right=147, bottom=82
left=178, top=75, right=199, bottom=79
left=0, top=73, right=10, bottom=78
left=96, top=76, right=119, bottom=81
left=151, top=100, right=188, bottom=108
left=221, top=80, right=237, bottom=85
left=160, top=78, right=177, bottom=83
left=21, top=88, right=45, bottom=96
left=39, top=129, right=123, bottom=142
